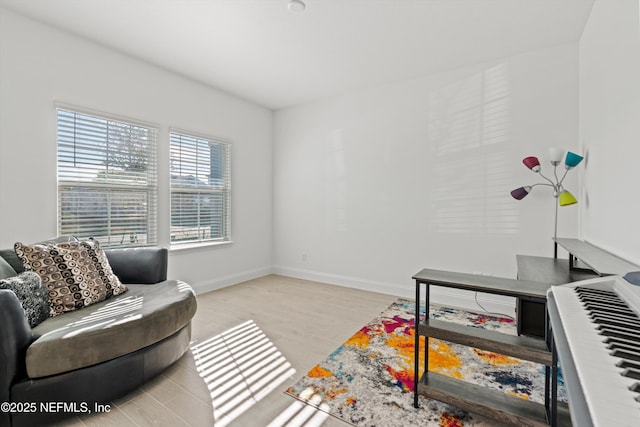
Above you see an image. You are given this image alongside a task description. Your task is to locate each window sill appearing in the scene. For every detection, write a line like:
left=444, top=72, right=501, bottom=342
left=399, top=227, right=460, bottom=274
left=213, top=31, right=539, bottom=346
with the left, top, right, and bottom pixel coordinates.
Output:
left=169, top=240, right=233, bottom=252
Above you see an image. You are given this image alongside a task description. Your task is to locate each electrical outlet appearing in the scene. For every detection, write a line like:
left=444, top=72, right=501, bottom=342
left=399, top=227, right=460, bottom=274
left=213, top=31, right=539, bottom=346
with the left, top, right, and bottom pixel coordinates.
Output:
left=473, top=272, right=493, bottom=276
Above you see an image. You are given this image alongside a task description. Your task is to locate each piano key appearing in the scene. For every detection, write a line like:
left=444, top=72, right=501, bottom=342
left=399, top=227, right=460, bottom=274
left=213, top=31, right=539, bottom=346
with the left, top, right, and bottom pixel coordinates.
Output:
left=575, top=287, right=617, bottom=297
left=591, top=311, right=640, bottom=324
left=583, top=302, right=636, bottom=317
left=617, top=360, right=640, bottom=371
left=609, top=340, right=640, bottom=355
left=605, top=336, right=640, bottom=350
left=597, top=323, right=640, bottom=336
left=578, top=288, right=624, bottom=298
left=592, top=316, right=640, bottom=329
left=600, top=328, right=640, bottom=343
left=622, top=367, right=640, bottom=381
left=580, top=295, right=626, bottom=306
left=612, top=349, right=640, bottom=363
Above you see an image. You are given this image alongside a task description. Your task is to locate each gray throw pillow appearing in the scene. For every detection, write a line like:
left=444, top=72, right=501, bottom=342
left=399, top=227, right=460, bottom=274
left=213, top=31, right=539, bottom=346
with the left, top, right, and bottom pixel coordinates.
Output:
left=0, top=271, right=50, bottom=327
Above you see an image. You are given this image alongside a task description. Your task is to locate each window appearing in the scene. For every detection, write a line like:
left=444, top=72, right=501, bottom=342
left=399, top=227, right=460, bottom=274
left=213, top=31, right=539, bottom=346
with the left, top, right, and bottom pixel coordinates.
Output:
left=57, top=107, right=158, bottom=247
left=170, top=131, right=231, bottom=244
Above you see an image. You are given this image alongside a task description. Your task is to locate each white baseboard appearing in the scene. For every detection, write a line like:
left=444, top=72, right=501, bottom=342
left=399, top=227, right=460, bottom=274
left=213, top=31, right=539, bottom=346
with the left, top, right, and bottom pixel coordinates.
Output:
left=191, top=265, right=517, bottom=318
left=272, top=265, right=412, bottom=297
left=272, top=265, right=516, bottom=318
left=192, top=266, right=274, bottom=295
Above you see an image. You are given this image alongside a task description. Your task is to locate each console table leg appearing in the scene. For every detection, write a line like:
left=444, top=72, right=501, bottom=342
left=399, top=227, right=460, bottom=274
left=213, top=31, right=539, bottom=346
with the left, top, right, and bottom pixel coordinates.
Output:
left=414, top=280, right=420, bottom=408
left=544, top=364, right=550, bottom=420
left=424, top=283, right=429, bottom=377
left=551, top=335, right=558, bottom=427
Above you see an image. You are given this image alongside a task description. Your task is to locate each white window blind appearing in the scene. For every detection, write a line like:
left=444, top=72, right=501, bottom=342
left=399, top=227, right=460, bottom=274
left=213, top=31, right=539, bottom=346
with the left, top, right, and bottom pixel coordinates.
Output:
left=57, top=107, right=158, bottom=247
left=170, top=131, right=231, bottom=244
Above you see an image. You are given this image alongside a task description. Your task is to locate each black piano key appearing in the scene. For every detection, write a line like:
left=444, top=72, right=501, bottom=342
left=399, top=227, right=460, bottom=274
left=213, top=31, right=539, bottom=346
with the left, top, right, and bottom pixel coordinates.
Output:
left=591, top=315, right=640, bottom=329
left=591, top=311, right=640, bottom=325
left=621, top=367, right=640, bottom=380
left=576, top=288, right=621, bottom=300
left=604, top=336, right=640, bottom=350
left=608, top=340, right=640, bottom=355
left=584, top=302, right=637, bottom=317
left=598, top=322, right=640, bottom=334
left=576, top=287, right=617, bottom=297
left=581, top=297, right=629, bottom=308
left=578, top=295, right=626, bottom=306
left=589, top=314, right=636, bottom=325
left=629, top=382, right=640, bottom=405
left=600, top=328, right=640, bottom=344
left=582, top=297, right=631, bottom=308
left=612, top=349, right=640, bottom=363
left=617, top=360, right=640, bottom=371
left=631, top=382, right=640, bottom=403
left=585, top=308, right=637, bottom=320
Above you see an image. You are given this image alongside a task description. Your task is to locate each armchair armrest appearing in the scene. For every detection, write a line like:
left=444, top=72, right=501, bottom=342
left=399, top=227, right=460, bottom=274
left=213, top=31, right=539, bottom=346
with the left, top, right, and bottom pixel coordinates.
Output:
left=0, top=290, right=32, bottom=421
left=105, top=247, right=168, bottom=284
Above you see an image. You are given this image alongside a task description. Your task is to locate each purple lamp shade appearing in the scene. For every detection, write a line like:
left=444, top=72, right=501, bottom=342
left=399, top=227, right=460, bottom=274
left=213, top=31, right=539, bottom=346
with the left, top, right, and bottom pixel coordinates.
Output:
left=522, top=156, right=541, bottom=172
left=511, top=186, right=531, bottom=200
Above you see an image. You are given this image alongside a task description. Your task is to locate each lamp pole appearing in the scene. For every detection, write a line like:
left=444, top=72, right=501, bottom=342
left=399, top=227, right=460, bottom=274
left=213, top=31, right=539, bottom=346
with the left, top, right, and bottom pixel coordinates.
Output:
left=554, top=200, right=558, bottom=258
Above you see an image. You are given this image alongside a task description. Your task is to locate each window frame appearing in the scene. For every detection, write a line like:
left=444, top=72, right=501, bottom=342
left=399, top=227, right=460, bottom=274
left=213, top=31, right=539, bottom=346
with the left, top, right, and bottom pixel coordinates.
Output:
left=56, top=104, right=159, bottom=248
left=169, top=129, right=232, bottom=247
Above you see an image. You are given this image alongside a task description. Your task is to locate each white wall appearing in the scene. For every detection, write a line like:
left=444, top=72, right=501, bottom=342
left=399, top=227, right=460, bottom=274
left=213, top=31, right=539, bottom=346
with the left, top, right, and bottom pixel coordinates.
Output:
left=579, top=0, right=640, bottom=266
left=273, top=43, right=580, bottom=310
left=6, top=4, right=625, bottom=314
left=0, top=9, right=273, bottom=293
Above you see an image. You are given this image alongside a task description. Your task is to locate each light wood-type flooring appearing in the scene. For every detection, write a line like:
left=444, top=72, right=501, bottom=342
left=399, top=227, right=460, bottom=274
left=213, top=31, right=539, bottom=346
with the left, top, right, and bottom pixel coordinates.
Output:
left=55, top=274, right=398, bottom=427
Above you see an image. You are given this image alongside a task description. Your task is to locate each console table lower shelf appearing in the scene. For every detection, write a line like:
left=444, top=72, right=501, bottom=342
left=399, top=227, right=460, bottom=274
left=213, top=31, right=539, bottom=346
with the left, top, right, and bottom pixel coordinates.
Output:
left=418, top=372, right=569, bottom=427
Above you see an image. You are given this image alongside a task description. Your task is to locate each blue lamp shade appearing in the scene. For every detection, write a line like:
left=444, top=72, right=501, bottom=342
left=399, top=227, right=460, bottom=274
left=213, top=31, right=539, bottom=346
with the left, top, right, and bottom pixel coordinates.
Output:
left=511, top=186, right=531, bottom=200
left=565, top=151, right=584, bottom=169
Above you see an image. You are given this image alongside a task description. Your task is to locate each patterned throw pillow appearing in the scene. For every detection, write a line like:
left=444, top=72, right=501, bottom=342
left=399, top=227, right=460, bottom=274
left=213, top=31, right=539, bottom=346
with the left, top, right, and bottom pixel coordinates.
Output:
left=14, top=240, right=127, bottom=316
left=0, top=271, right=50, bottom=327
left=81, top=238, right=128, bottom=298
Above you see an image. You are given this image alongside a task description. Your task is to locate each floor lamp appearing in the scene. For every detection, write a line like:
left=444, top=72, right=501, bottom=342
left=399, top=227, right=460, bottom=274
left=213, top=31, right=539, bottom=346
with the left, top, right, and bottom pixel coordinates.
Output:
left=510, top=148, right=584, bottom=258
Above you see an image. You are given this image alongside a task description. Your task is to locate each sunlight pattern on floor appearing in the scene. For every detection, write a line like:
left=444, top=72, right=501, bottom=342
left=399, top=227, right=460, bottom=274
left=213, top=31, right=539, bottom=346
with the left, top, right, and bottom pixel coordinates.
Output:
left=191, top=320, right=296, bottom=427
left=267, top=387, right=330, bottom=427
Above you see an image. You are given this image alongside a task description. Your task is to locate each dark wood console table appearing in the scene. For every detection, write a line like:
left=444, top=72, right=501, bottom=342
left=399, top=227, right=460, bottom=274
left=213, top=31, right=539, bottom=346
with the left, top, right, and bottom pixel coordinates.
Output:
left=412, top=268, right=569, bottom=426
left=412, top=240, right=638, bottom=425
left=516, top=255, right=597, bottom=337
left=517, top=239, right=639, bottom=338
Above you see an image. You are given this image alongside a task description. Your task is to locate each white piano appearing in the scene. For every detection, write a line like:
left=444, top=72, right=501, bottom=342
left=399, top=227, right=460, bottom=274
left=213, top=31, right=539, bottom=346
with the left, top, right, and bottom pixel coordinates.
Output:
left=548, top=272, right=640, bottom=426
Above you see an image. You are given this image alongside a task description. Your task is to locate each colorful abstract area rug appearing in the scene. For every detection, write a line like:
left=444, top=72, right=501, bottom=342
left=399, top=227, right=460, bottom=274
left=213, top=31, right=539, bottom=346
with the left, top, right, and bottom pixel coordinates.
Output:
left=285, top=298, right=565, bottom=426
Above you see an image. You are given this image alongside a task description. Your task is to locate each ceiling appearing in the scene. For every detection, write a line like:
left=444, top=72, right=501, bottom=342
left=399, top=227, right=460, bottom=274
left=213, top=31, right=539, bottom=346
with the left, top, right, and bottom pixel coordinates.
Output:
left=0, top=0, right=595, bottom=110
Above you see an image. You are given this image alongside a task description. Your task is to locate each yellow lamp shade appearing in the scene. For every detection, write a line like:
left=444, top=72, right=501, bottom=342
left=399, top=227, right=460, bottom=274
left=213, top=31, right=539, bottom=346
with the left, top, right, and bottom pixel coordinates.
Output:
left=558, top=190, right=577, bottom=206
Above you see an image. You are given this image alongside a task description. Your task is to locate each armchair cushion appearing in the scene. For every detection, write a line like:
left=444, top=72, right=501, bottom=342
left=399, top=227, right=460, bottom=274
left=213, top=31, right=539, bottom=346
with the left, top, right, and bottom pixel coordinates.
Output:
left=0, top=256, right=17, bottom=280
left=26, top=280, right=196, bottom=378
left=0, top=249, right=24, bottom=274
